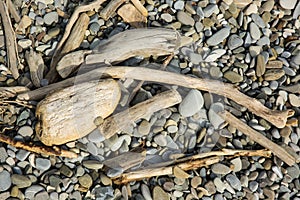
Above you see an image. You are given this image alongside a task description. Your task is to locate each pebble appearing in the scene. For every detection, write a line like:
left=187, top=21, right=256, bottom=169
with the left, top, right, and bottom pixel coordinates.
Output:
left=224, top=70, right=243, bottom=83
left=82, top=160, right=103, bottom=170
left=191, top=176, right=202, bottom=188
left=43, top=12, right=59, bottom=25
left=141, top=184, right=152, bottom=200
left=0, top=170, right=11, bottom=192
left=153, top=186, right=169, bottom=200
left=174, top=0, right=184, bottom=10
left=264, top=69, right=285, bottom=81
left=211, top=163, right=232, bottom=175
left=18, top=39, right=32, bottom=49
left=177, top=11, right=194, bottom=26
left=18, top=126, right=33, bottom=137
left=0, top=147, right=8, bottom=162
left=154, top=134, right=167, bottom=146
left=208, top=102, right=225, bottom=129
left=35, top=158, right=51, bottom=171
left=206, top=27, right=230, bottom=46
left=11, top=174, right=32, bottom=188
left=230, top=157, right=242, bottom=172
left=279, top=0, right=297, bottom=9
left=214, top=177, right=226, bottom=193
left=249, top=181, right=259, bottom=192
left=16, top=150, right=30, bottom=161
left=226, top=174, right=242, bottom=191
left=138, top=120, right=151, bottom=135
left=228, top=34, right=243, bottom=50
left=179, top=89, right=204, bottom=117
left=173, top=166, right=189, bottom=179
left=289, top=94, right=300, bottom=107
left=249, top=22, right=261, bottom=40
left=78, top=174, right=93, bottom=189
left=161, top=13, right=173, bottom=23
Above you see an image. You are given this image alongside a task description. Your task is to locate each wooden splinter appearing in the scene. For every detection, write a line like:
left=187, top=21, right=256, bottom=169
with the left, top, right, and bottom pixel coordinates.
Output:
left=218, top=110, right=297, bottom=166
left=0, top=134, right=77, bottom=158
left=17, top=66, right=294, bottom=129
left=0, top=0, right=20, bottom=79
left=98, top=89, right=182, bottom=139
left=112, top=149, right=271, bottom=184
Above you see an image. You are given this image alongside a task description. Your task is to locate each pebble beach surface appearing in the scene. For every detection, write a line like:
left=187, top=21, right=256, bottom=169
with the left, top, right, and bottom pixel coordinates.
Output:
left=0, top=0, right=300, bottom=199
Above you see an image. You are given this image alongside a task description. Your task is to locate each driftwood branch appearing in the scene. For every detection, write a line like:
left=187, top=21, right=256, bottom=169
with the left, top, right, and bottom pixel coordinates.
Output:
left=35, top=79, right=121, bottom=146
left=47, top=0, right=107, bottom=83
left=25, top=48, right=45, bottom=87
left=7, top=0, right=20, bottom=22
left=218, top=110, right=297, bottom=166
left=17, top=66, right=294, bottom=128
left=130, top=0, right=148, bottom=17
left=112, top=149, right=271, bottom=184
left=0, top=0, right=19, bottom=79
left=0, top=134, right=77, bottom=158
left=1, top=86, right=29, bottom=99
left=99, top=0, right=126, bottom=20
left=98, top=89, right=182, bottom=139
left=57, top=28, right=180, bottom=78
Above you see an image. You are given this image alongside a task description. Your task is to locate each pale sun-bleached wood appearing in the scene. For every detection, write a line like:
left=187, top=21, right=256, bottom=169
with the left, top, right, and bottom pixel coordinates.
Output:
left=17, top=66, right=294, bottom=128
left=218, top=110, right=296, bottom=166
left=98, top=89, right=182, bottom=139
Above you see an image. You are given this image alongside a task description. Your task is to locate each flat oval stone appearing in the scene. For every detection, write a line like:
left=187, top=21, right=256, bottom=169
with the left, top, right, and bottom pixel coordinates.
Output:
left=279, top=0, right=297, bottom=9
left=211, top=163, right=232, bottom=175
left=0, top=170, right=11, bottom=192
left=228, top=34, right=243, bottom=50
left=206, top=27, right=231, bottom=46
left=249, top=22, right=261, bottom=40
left=179, top=89, right=204, bottom=117
left=177, top=11, right=194, bottom=26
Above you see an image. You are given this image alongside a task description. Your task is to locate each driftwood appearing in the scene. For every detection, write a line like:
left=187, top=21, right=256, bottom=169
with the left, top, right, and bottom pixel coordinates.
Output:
left=47, top=0, right=107, bottom=83
left=17, top=66, right=294, bottom=128
left=98, top=89, right=182, bottom=139
left=130, top=0, right=148, bottom=17
left=1, top=86, right=29, bottom=99
left=56, top=28, right=181, bottom=78
left=0, top=0, right=19, bottom=79
left=117, top=3, right=147, bottom=28
left=218, top=110, right=296, bottom=166
left=7, top=0, right=20, bottom=22
left=35, top=79, right=121, bottom=146
left=0, top=133, right=77, bottom=158
left=112, top=149, right=271, bottom=184
left=25, top=49, right=45, bottom=87
left=99, top=0, right=127, bottom=20
left=60, top=13, right=90, bottom=55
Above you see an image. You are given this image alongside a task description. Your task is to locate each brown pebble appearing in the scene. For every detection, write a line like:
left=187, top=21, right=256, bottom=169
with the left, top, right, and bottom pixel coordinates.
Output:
left=173, top=166, right=190, bottom=179
left=266, top=60, right=283, bottom=69
left=264, top=69, right=285, bottom=81
left=191, top=176, right=202, bottom=188
left=280, top=126, right=291, bottom=138
left=256, top=54, right=266, bottom=77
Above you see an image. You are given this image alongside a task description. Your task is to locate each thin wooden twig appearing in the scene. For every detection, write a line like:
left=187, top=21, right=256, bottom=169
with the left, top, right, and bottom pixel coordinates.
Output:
left=7, top=0, right=20, bottom=22
left=0, top=134, right=77, bottom=158
left=0, top=0, right=20, bottom=79
left=47, top=0, right=107, bottom=83
left=17, top=66, right=294, bottom=128
left=218, top=110, right=296, bottom=166
left=98, top=89, right=182, bottom=139
left=112, top=149, right=271, bottom=184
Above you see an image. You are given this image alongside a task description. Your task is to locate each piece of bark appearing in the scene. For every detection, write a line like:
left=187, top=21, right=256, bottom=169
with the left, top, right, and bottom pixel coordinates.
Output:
left=48, top=0, right=107, bottom=84
left=0, top=0, right=20, bottom=79
left=98, top=89, right=182, bottom=139
left=56, top=50, right=92, bottom=78
left=60, top=13, right=90, bottom=55
left=0, top=86, right=29, bottom=99
left=18, top=66, right=294, bottom=128
left=100, top=0, right=126, bottom=20
left=7, top=0, right=20, bottom=22
left=25, top=48, right=45, bottom=87
left=130, top=0, right=148, bottom=17
left=35, top=79, right=121, bottom=146
left=103, top=150, right=147, bottom=173
left=112, top=149, right=271, bottom=184
left=57, top=28, right=180, bottom=78
left=0, top=134, right=77, bottom=158
left=218, top=110, right=296, bottom=166
left=117, top=3, right=147, bottom=28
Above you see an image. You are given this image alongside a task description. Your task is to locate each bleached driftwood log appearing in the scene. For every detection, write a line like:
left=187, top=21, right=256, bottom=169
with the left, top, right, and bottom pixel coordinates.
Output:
left=56, top=28, right=181, bottom=78
left=35, top=79, right=121, bottom=146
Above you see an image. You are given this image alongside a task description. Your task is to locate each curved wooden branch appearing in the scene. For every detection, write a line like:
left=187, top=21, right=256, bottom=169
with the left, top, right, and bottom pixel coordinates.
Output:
left=17, top=66, right=294, bottom=128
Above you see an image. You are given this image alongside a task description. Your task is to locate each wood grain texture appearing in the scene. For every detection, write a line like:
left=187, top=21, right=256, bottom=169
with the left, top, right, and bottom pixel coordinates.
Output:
left=35, top=79, right=121, bottom=146
left=99, top=0, right=126, bottom=20
left=25, top=49, right=45, bottom=87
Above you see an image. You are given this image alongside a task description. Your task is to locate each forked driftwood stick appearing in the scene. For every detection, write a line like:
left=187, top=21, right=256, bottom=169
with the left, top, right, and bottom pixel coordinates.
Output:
left=0, top=0, right=19, bottom=79
left=98, top=89, right=182, bottom=139
left=47, top=0, right=107, bottom=83
left=218, top=110, right=296, bottom=166
left=112, top=149, right=271, bottom=184
left=0, top=134, right=77, bottom=158
left=17, top=66, right=294, bottom=128
left=99, top=0, right=126, bottom=20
